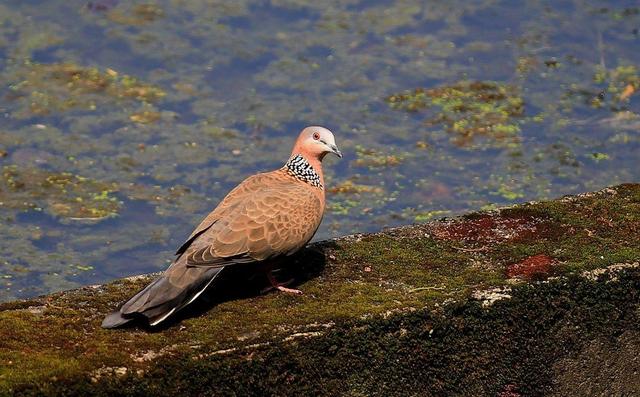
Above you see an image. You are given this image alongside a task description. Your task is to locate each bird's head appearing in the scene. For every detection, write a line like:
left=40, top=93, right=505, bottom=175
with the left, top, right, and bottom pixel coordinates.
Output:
left=292, top=126, right=342, bottom=161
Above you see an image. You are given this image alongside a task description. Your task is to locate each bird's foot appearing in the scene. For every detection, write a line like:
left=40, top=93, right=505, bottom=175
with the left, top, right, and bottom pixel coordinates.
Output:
left=275, top=285, right=303, bottom=295
left=262, top=272, right=303, bottom=295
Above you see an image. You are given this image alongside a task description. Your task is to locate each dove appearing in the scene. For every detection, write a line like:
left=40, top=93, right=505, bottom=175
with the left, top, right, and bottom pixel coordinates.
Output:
left=102, top=126, right=342, bottom=328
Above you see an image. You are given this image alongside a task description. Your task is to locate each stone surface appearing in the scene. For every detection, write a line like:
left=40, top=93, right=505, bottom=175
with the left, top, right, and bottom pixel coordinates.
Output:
left=1, top=184, right=639, bottom=396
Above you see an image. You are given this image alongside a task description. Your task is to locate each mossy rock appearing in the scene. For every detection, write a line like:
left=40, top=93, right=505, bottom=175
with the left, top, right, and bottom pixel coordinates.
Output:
left=1, top=184, right=639, bottom=396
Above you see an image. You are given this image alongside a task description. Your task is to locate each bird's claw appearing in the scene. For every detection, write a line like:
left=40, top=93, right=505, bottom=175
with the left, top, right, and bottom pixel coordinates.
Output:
left=276, top=285, right=303, bottom=295
left=262, top=274, right=303, bottom=295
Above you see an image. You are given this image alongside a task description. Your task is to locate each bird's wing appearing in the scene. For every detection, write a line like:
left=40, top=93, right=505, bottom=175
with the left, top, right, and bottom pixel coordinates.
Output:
left=185, top=179, right=323, bottom=267
left=175, top=173, right=273, bottom=257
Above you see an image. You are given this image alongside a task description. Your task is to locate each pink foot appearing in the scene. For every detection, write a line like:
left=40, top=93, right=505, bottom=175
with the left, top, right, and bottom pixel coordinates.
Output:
left=262, top=271, right=303, bottom=295
left=276, top=285, right=303, bottom=295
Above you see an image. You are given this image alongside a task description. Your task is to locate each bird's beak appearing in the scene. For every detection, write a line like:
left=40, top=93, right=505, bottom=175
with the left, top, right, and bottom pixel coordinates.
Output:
left=330, top=144, right=343, bottom=158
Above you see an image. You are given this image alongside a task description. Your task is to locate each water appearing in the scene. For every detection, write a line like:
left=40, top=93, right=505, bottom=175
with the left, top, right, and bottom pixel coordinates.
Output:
left=0, top=0, right=638, bottom=301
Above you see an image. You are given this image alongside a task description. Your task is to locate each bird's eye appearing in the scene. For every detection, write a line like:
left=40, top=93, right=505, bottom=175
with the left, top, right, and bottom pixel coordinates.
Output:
left=312, top=132, right=320, bottom=140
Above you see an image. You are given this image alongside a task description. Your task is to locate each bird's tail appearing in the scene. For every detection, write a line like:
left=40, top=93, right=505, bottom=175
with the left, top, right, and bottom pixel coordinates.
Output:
left=102, top=263, right=223, bottom=328
left=101, top=309, right=134, bottom=328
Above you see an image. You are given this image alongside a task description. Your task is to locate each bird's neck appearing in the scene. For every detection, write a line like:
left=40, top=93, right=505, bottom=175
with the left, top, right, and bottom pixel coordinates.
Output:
left=284, top=154, right=324, bottom=189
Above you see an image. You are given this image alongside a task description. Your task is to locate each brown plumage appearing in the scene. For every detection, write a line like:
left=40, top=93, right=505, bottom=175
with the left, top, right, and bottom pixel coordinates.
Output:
left=102, top=126, right=342, bottom=328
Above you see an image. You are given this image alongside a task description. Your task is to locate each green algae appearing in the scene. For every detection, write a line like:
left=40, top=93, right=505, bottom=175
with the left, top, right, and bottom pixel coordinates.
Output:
left=412, top=209, right=450, bottom=222
left=7, top=61, right=165, bottom=118
left=0, top=184, right=638, bottom=395
left=129, top=110, right=161, bottom=124
left=352, top=146, right=405, bottom=169
left=105, top=4, right=165, bottom=26
left=328, top=180, right=384, bottom=195
left=0, top=165, right=121, bottom=220
left=592, top=65, right=640, bottom=102
left=387, top=81, right=525, bottom=146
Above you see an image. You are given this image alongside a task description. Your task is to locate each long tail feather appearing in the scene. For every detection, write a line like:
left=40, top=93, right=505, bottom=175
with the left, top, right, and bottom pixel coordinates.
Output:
left=101, top=310, right=134, bottom=328
left=102, top=263, right=223, bottom=328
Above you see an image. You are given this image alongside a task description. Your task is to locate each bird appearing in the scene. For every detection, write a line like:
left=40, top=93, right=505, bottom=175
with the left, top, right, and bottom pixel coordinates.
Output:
left=102, top=126, right=342, bottom=328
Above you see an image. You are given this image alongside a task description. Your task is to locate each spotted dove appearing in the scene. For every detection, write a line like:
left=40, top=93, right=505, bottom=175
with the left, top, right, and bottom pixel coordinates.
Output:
left=102, top=126, right=342, bottom=328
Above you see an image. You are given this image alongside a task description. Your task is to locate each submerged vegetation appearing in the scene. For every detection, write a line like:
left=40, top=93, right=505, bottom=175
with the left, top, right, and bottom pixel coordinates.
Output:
left=387, top=81, right=524, bottom=145
left=0, top=166, right=120, bottom=220
left=599, top=65, right=640, bottom=104
left=7, top=62, right=165, bottom=118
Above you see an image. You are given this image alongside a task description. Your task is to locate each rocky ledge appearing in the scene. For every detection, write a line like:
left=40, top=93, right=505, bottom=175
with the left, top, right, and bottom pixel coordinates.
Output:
left=1, top=184, right=639, bottom=396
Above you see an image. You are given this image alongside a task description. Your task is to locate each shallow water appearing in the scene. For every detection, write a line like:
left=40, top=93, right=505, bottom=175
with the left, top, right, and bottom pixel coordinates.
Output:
left=0, top=0, right=638, bottom=301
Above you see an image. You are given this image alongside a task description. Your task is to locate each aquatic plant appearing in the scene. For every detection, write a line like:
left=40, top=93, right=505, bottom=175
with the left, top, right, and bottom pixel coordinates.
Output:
left=8, top=62, right=165, bottom=118
left=387, top=81, right=524, bottom=145
left=0, top=166, right=121, bottom=220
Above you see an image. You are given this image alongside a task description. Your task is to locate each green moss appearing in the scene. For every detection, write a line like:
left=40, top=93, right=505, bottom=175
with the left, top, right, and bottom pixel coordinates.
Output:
left=0, top=184, right=639, bottom=395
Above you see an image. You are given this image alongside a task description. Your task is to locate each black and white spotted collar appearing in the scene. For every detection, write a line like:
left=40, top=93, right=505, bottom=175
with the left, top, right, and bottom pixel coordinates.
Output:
left=284, top=154, right=323, bottom=189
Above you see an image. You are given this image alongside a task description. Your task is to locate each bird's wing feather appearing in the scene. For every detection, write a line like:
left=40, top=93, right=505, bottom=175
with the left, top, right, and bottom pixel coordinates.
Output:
left=175, top=173, right=274, bottom=256
left=185, top=180, right=323, bottom=267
